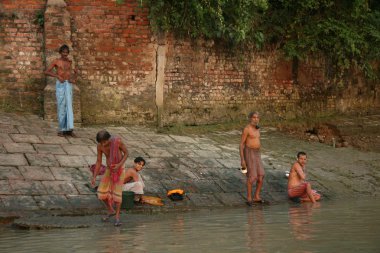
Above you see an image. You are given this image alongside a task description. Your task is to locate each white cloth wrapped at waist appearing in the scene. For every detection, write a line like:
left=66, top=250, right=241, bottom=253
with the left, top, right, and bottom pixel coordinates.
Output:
left=122, top=174, right=145, bottom=194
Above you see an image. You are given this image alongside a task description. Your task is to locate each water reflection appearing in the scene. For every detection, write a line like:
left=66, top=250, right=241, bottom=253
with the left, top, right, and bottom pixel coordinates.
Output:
left=246, top=206, right=267, bottom=253
left=0, top=199, right=379, bottom=253
left=289, top=203, right=320, bottom=241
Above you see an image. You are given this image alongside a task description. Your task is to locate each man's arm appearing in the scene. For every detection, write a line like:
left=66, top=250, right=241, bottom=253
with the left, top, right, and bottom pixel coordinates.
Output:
left=44, top=60, right=64, bottom=82
left=295, top=164, right=306, bottom=181
left=91, top=144, right=103, bottom=186
left=240, top=127, right=248, bottom=168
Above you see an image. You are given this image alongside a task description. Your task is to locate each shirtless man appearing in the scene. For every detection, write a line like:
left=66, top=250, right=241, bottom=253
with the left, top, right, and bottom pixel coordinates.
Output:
left=91, top=130, right=129, bottom=226
left=288, top=152, right=321, bottom=203
left=44, top=44, right=77, bottom=137
left=240, top=112, right=265, bottom=205
left=123, top=157, right=146, bottom=202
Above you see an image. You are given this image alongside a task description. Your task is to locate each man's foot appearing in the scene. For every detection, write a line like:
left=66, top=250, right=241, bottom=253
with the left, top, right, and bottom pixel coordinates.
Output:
left=57, top=131, right=65, bottom=137
left=114, top=219, right=122, bottom=226
left=253, top=199, right=269, bottom=205
left=246, top=201, right=253, bottom=206
left=66, top=131, right=77, bottom=138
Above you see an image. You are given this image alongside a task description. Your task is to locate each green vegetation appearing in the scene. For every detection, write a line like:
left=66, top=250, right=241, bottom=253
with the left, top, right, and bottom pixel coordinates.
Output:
left=119, top=0, right=380, bottom=79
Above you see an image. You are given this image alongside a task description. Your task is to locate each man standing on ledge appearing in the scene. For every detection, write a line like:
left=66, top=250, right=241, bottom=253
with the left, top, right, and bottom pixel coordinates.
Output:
left=240, top=112, right=266, bottom=205
left=45, top=44, right=77, bottom=137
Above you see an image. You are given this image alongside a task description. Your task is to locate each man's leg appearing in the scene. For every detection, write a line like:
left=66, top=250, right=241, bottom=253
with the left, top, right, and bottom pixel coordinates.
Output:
left=253, top=176, right=264, bottom=201
left=302, top=183, right=316, bottom=203
left=114, top=202, right=122, bottom=226
left=246, top=178, right=253, bottom=202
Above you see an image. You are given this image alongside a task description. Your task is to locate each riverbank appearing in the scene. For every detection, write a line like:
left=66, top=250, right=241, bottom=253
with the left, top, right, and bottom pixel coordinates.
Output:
left=0, top=112, right=379, bottom=228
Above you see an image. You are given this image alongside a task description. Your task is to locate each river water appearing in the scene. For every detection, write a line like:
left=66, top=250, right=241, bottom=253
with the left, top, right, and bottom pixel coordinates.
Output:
left=1, top=199, right=379, bottom=253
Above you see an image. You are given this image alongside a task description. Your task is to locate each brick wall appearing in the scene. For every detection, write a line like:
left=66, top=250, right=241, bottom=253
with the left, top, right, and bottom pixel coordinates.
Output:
left=67, top=0, right=156, bottom=124
left=163, top=37, right=379, bottom=125
left=0, top=0, right=46, bottom=114
left=0, top=0, right=378, bottom=125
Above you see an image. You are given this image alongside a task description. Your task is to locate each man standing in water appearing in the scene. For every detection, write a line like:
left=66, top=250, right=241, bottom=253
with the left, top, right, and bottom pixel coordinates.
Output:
left=288, top=152, right=321, bottom=203
left=240, top=112, right=266, bottom=205
left=45, top=44, right=76, bottom=137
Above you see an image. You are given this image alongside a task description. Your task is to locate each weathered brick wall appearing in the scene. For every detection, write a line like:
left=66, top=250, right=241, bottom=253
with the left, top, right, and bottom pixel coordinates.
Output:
left=163, top=38, right=379, bottom=125
left=0, top=0, right=378, bottom=125
left=67, top=0, right=156, bottom=124
left=0, top=0, right=46, bottom=114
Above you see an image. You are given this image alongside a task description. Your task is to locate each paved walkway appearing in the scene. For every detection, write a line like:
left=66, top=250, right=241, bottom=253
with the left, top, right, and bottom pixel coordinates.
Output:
left=0, top=113, right=379, bottom=223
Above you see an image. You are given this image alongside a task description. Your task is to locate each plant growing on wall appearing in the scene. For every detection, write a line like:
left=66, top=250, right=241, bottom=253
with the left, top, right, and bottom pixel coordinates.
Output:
left=117, top=0, right=380, bottom=79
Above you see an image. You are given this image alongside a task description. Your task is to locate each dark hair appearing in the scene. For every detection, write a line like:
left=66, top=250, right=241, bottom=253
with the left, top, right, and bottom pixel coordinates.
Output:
left=96, top=130, right=111, bottom=143
left=59, top=44, right=70, bottom=53
left=248, top=111, right=259, bottom=119
left=134, top=157, right=146, bottom=165
left=297, top=151, right=307, bottom=158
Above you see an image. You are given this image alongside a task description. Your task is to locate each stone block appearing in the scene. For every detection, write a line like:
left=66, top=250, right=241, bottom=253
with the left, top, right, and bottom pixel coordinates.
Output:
left=56, top=155, right=88, bottom=167
left=67, top=137, right=95, bottom=145
left=140, top=169, right=171, bottom=181
left=214, top=192, right=246, bottom=206
left=50, top=167, right=86, bottom=181
left=214, top=179, right=245, bottom=193
left=34, top=195, right=72, bottom=210
left=0, top=180, right=13, bottom=194
left=143, top=148, right=173, bottom=158
left=1, top=195, right=39, bottom=211
left=38, top=135, right=69, bottom=144
left=41, top=181, right=79, bottom=195
left=192, top=149, right=222, bottom=158
left=0, top=124, right=19, bottom=134
left=9, top=180, right=48, bottom=195
left=3, top=143, right=36, bottom=153
left=0, top=166, right=24, bottom=180
left=73, top=182, right=95, bottom=195
left=0, top=133, right=13, bottom=143
left=169, top=135, right=197, bottom=144
left=216, top=159, right=241, bottom=169
left=187, top=193, right=223, bottom=207
left=33, top=144, right=66, bottom=154
left=192, top=180, right=224, bottom=193
left=142, top=180, right=167, bottom=194
left=0, top=154, right=28, bottom=166
left=0, top=145, right=6, bottom=154
left=25, top=153, right=59, bottom=167
left=18, top=166, right=55, bottom=181
left=16, top=126, right=42, bottom=134
left=61, top=144, right=95, bottom=156
left=10, top=134, right=41, bottom=143
left=67, top=195, right=103, bottom=209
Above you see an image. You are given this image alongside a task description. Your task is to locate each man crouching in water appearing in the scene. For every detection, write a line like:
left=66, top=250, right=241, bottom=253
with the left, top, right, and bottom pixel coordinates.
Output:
left=240, top=112, right=265, bottom=205
left=91, top=130, right=128, bottom=226
left=288, top=152, right=321, bottom=203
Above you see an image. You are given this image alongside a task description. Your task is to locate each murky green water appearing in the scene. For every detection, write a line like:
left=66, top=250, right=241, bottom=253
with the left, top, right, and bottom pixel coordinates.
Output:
left=1, top=199, right=379, bottom=253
